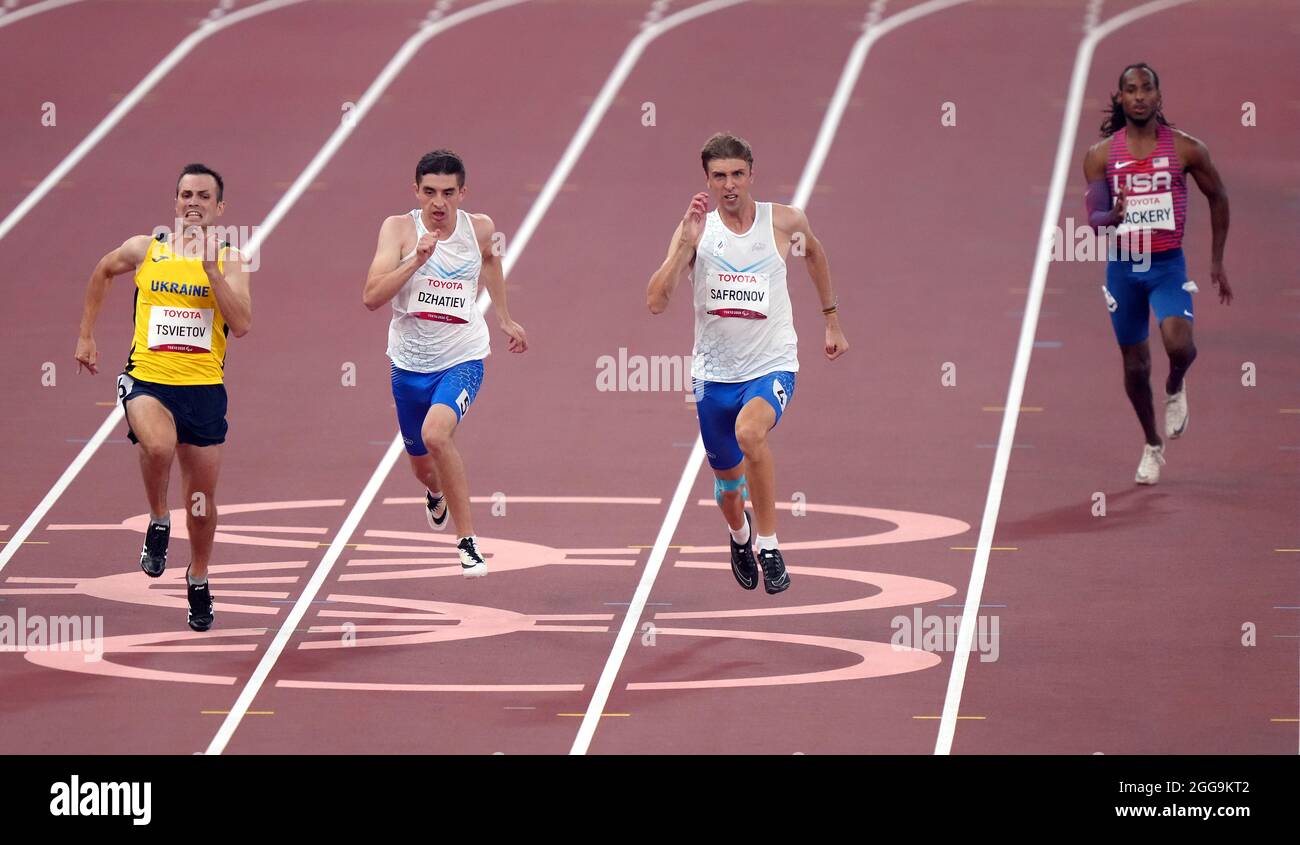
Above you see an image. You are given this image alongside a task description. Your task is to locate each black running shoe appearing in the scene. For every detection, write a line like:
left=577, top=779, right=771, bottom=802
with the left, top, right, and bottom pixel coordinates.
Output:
left=425, top=491, right=449, bottom=531
left=187, top=577, right=214, bottom=632
left=458, top=536, right=487, bottom=578
left=140, top=519, right=170, bottom=578
left=729, top=511, right=758, bottom=590
left=757, top=547, right=791, bottom=594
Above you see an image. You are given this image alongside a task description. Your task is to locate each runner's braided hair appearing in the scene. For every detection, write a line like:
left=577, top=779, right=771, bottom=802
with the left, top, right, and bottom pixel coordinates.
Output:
left=1100, top=63, right=1173, bottom=137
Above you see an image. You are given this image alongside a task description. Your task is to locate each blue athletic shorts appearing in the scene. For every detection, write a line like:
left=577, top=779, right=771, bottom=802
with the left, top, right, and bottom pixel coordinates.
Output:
left=391, top=359, right=484, bottom=456
left=693, top=371, right=796, bottom=471
left=1104, top=248, right=1193, bottom=345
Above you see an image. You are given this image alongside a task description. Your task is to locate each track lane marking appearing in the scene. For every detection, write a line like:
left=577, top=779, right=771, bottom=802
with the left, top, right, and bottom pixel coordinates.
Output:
left=0, top=0, right=310, bottom=240
left=207, top=0, right=749, bottom=755
left=570, top=0, right=979, bottom=757
left=0, top=0, right=87, bottom=31
left=932, top=0, right=1201, bottom=757
left=0, top=0, right=314, bottom=579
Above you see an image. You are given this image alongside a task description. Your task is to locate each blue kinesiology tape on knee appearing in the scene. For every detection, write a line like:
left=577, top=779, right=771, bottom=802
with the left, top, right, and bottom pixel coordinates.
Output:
left=714, top=475, right=749, bottom=504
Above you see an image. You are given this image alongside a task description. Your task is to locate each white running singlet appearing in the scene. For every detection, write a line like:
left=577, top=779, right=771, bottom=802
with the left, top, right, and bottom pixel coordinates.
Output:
left=387, top=208, right=490, bottom=372
left=691, top=201, right=799, bottom=382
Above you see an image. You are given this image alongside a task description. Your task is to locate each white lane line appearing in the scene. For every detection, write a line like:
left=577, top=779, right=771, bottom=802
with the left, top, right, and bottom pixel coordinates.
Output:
left=501, top=0, right=746, bottom=274
left=205, top=0, right=535, bottom=760
left=209, top=0, right=733, bottom=755
left=793, top=0, right=972, bottom=205
left=241, top=0, right=530, bottom=262
left=0, top=407, right=122, bottom=577
left=0, top=0, right=315, bottom=580
left=0, top=0, right=523, bottom=580
left=209, top=0, right=747, bottom=758
left=932, top=0, right=1198, bottom=757
left=0, top=0, right=309, bottom=241
left=568, top=0, right=977, bottom=757
left=0, top=0, right=86, bottom=30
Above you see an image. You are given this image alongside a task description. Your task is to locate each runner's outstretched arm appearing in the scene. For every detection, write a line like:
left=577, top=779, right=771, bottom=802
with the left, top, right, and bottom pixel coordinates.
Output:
left=647, top=192, right=708, bottom=314
left=75, top=235, right=151, bottom=375
left=775, top=204, right=848, bottom=360
left=473, top=213, right=527, bottom=353
left=1180, top=133, right=1231, bottom=304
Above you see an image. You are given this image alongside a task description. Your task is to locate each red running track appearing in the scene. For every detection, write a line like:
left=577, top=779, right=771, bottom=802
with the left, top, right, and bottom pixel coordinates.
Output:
left=0, top=0, right=199, bottom=215
left=0, top=0, right=1295, bottom=755
left=954, top=0, right=1300, bottom=755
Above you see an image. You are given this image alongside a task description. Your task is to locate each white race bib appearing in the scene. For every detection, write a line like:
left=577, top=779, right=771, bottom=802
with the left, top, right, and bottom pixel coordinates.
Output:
left=706, top=271, right=770, bottom=319
left=147, top=306, right=213, bottom=353
left=1117, top=191, right=1176, bottom=233
left=406, top=275, right=474, bottom=324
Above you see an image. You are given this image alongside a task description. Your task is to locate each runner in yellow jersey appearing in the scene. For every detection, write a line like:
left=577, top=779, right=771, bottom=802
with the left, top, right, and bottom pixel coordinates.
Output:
left=74, top=164, right=252, bottom=631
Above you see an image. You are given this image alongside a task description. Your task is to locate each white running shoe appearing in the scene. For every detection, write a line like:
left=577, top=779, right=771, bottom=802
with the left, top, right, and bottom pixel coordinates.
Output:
left=425, top=491, right=449, bottom=532
left=1135, top=443, right=1166, bottom=485
left=1165, top=381, right=1188, bottom=439
left=458, top=536, right=487, bottom=578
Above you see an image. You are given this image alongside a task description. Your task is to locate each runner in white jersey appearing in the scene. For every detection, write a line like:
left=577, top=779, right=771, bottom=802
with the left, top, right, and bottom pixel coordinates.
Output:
left=363, top=150, right=528, bottom=577
left=646, top=133, right=848, bottom=594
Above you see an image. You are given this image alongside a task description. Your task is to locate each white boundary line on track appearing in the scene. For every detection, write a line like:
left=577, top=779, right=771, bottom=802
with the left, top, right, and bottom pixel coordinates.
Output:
left=0, top=408, right=123, bottom=578
left=0, top=0, right=310, bottom=242
left=496, top=0, right=747, bottom=275
left=204, top=0, right=536, bottom=758
left=0, top=0, right=86, bottom=30
left=569, top=0, right=977, bottom=757
left=932, top=0, right=1198, bottom=756
left=0, top=0, right=313, bottom=581
left=204, top=0, right=752, bottom=755
left=242, top=0, right=534, bottom=260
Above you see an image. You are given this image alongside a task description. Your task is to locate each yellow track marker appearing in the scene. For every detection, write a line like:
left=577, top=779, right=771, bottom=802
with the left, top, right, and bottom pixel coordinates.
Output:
left=202, top=710, right=274, bottom=716
left=913, top=715, right=985, bottom=720
left=558, top=713, right=628, bottom=718
left=1270, top=718, right=1299, bottom=723
left=1275, top=549, right=1300, bottom=553
left=0, top=540, right=48, bottom=545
